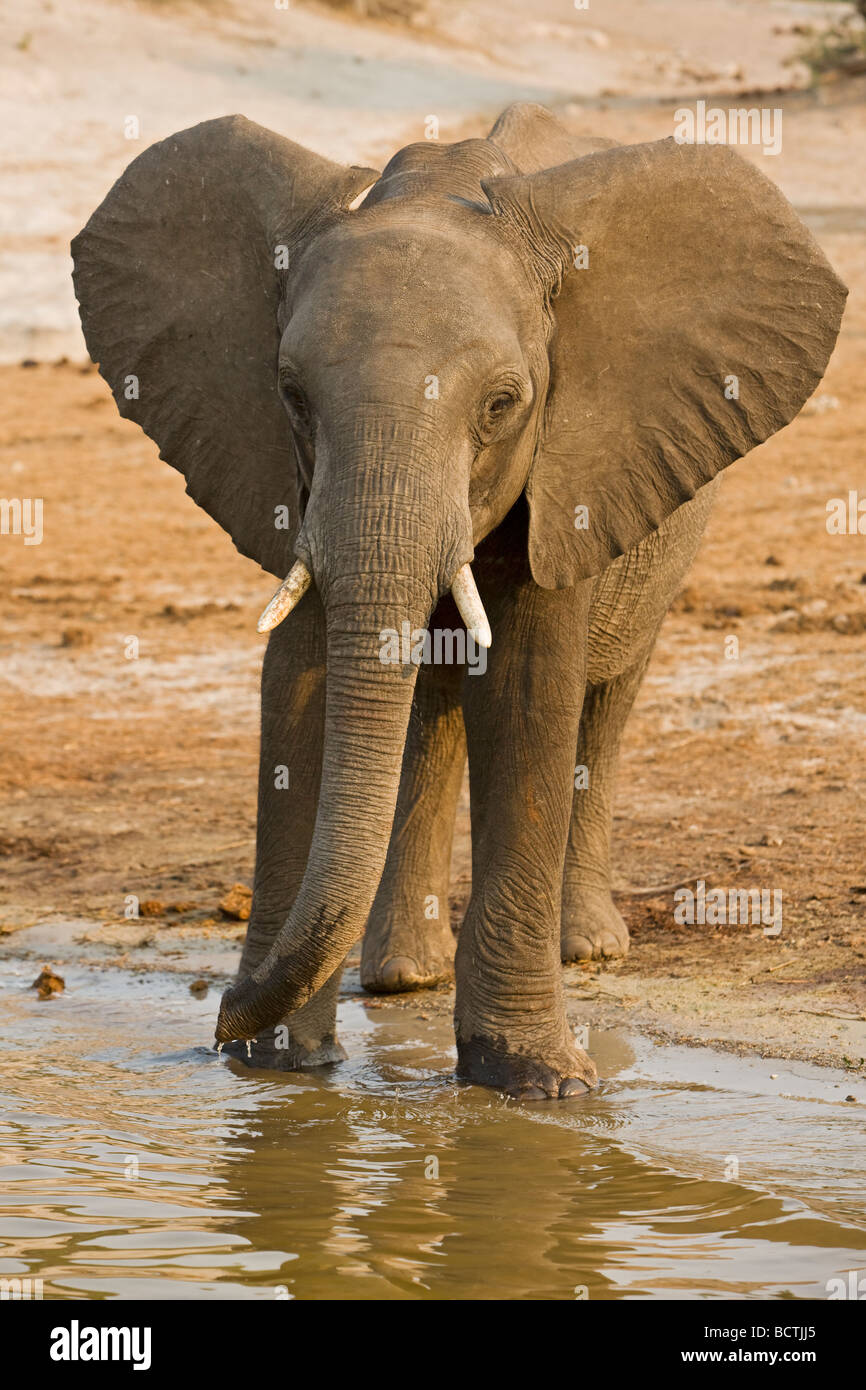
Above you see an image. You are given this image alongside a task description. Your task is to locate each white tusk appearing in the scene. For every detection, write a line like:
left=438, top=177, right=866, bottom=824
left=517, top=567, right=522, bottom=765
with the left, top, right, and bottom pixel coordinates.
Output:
left=256, top=560, right=312, bottom=634
left=347, top=180, right=377, bottom=211
left=450, top=563, right=492, bottom=649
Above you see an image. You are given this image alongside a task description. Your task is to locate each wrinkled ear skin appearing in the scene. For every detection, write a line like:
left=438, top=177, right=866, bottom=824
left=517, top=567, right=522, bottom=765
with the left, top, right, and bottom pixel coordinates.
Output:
left=71, top=116, right=377, bottom=578
left=483, top=139, right=848, bottom=589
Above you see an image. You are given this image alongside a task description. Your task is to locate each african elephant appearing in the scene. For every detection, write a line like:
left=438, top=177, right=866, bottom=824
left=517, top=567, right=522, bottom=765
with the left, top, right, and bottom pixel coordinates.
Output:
left=72, top=102, right=845, bottom=1098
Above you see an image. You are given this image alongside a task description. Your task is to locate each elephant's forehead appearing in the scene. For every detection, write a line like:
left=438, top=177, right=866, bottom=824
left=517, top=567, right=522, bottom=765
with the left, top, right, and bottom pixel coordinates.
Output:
left=289, top=206, right=531, bottom=334
left=286, top=246, right=527, bottom=384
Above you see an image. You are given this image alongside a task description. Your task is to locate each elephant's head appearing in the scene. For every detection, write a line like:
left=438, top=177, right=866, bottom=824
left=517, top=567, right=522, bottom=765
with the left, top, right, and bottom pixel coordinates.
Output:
left=71, top=114, right=845, bottom=1042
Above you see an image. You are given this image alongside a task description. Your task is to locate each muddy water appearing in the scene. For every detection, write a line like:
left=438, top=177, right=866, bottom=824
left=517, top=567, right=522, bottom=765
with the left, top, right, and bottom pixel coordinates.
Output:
left=1, top=960, right=864, bottom=1300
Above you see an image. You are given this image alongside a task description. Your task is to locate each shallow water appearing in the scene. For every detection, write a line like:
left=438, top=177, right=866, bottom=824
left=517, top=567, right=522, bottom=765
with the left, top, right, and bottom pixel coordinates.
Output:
left=1, top=960, right=864, bottom=1300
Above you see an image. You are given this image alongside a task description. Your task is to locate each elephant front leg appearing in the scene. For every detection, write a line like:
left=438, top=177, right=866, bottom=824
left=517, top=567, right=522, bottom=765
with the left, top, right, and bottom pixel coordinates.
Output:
left=455, top=570, right=598, bottom=1100
left=361, top=656, right=465, bottom=993
left=221, top=593, right=344, bottom=1070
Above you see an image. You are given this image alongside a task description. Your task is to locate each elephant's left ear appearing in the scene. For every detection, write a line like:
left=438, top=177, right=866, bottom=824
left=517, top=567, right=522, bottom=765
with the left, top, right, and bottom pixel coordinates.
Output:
left=482, top=138, right=847, bottom=588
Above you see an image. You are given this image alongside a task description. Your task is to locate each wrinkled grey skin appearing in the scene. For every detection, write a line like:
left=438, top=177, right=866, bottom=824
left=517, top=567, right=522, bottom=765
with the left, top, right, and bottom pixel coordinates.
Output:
left=72, top=103, right=845, bottom=1098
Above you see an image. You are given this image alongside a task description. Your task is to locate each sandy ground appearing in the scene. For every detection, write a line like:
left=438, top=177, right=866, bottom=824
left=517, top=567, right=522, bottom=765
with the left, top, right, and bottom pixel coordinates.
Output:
left=1, top=0, right=865, bottom=1076
left=0, top=0, right=855, bottom=359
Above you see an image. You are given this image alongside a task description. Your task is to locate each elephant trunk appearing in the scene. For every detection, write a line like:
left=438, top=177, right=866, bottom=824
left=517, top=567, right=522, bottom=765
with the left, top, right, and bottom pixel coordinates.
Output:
left=216, top=584, right=430, bottom=1042
left=215, top=410, right=475, bottom=1045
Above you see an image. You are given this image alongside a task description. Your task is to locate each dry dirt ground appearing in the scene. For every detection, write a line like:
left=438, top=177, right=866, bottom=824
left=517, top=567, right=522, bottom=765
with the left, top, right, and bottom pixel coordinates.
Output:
left=1, top=2, right=865, bottom=1076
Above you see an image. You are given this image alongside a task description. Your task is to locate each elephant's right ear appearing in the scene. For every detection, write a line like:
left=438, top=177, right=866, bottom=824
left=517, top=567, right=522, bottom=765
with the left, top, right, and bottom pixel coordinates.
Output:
left=72, top=116, right=377, bottom=578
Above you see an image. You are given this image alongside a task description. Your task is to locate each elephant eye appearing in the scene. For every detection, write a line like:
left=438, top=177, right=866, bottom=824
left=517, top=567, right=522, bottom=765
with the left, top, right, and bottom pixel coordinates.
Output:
left=279, top=374, right=313, bottom=436
left=487, top=391, right=516, bottom=417
left=476, top=381, right=525, bottom=442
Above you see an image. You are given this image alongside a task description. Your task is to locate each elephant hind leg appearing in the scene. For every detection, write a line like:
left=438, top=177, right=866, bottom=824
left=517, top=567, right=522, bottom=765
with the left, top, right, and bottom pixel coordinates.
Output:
left=361, top=660, right=465, bottom=994
left=561, top=641, right=658, bottom=964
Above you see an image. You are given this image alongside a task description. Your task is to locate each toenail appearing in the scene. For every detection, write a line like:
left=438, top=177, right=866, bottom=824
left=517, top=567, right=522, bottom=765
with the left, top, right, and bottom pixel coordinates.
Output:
left=512, top=1085, right=549, bottom=1101
left=559, top=1077, right=590, bottom=1097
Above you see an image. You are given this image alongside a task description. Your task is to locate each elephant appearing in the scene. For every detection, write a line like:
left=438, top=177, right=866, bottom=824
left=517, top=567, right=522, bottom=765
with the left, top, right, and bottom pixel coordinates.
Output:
left=72, top=101, right=846, bottom=1099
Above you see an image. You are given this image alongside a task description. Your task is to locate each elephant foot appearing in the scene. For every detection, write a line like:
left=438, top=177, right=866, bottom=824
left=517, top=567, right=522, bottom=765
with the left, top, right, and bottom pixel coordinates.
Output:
left=361, top=916, right=455, bottom=994
left=561, top=885, right=630, bottom=963
left=218, top=1024, right=346, bottom=1072
left=456, top=1032, right=598, bottom=1100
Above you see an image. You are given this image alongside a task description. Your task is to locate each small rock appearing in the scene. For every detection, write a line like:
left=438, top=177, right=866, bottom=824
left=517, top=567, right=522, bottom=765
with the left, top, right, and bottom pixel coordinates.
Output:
left=845, top=1095, right=856, bottom=1103
left=770, top=1073, right=778, bottom=1079
left=59, top=626, right=93, bottom=648
left=219, top=883, right=252, bottom=921
left=31, top=965, right=64, bottom=998
left=139, top=900, right=165, bottom=918
left=189, top=979, right=209, bottom=996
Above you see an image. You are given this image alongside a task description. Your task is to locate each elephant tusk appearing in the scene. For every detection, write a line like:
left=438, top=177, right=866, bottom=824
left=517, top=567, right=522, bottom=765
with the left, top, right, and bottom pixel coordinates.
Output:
left=256, top=560, right=313, bottom=634
left=450, top=563, right=492, bottom=649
